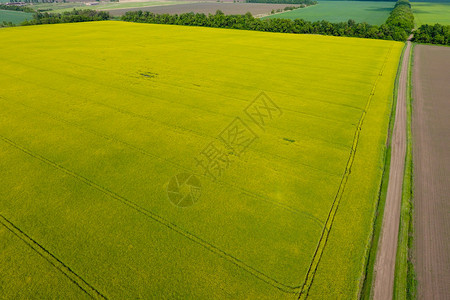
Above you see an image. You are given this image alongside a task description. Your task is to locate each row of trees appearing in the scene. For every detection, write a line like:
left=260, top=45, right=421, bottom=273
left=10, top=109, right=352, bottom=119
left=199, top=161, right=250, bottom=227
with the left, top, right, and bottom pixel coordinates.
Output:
left=20, top=9, right=110, bottom=25
left=4, top=0, right=447, bottom=45
left=1, top=21, right=16, bottom=27
left=246, top=0, right=316, bottom=4
left=413, top=24, right=450, bottom=45
left=384, top=0, right=414, bottom=40
left=270, top=5, right=301, bottom=14
left=121, top=9, right=412, bottom=41
left=385, top=0, right=449, bottom=45
left=0, top=4, right=35, bottom=13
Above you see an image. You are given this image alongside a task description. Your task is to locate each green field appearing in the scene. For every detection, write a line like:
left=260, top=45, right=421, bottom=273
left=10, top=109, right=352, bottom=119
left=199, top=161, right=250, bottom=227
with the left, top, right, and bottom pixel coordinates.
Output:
left=263, top=1, right=394, bottom=25
left=94, top=1, right=193, bottom=10
left=0, top=21, right=402, bottom=298
left=412, top=2, right=450, bottom=25
left=0, top=9, right=32, bottom=24
left=24, top=1, right=192, bottom=14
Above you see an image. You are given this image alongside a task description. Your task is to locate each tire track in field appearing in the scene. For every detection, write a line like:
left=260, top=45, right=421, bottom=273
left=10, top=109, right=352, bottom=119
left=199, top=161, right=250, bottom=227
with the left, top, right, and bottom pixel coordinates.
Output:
left=297, top=46, right=394, bottom=299
left=0, top=214, right=107, bottom=300
left=0, top=57, right=355, bottom=148
left=81, top=32, right=370, bottom=93
left=54, top=56, right=366, bottom=113
left=0, top=69, right=348, bottom=175
left=0, top=96, right=324, bottom=227
left=372, top=42, right=410, bottom=300
left=0, top=134, right=300, bottom=293
left=0, top=49, right=378, bottom=293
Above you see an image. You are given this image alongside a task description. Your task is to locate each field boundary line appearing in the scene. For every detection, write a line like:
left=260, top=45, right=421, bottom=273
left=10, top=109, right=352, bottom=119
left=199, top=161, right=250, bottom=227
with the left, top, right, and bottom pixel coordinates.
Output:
left=0, top=134, right=301, bottom=294
left=0, top=95, right=324, bottom=227
left=359, top=42, right=408, bottom=299
left=0, top=214, right=107, bottom=300
left=298, top=46, right=394, bottom=299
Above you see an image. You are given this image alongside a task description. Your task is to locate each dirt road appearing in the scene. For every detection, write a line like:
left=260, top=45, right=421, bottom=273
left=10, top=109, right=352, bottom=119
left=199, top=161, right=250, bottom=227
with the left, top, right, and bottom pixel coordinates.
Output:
left=373, top=41, right=411, bottom=300
left=412, top=45, right=450, bottom=299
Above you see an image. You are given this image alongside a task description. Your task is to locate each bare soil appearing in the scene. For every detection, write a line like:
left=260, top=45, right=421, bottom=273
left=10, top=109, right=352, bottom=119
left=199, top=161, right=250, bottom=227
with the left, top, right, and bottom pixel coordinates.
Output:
left=373, top=41, right=411, bottom=300
left=106, top=2, right=295, bottom=16
left=412, top=44, right=450, bottom=299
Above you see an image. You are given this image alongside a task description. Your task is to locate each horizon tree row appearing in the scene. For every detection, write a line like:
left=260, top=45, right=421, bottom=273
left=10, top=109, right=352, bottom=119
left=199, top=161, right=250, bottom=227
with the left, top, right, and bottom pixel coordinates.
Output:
left=6, top=0, right=448, bottom=45
left=0, top=4, right=34, bottom=13
left=120, top=9, right=411, bottom=41
left=20, top=9, right=110, bottom=25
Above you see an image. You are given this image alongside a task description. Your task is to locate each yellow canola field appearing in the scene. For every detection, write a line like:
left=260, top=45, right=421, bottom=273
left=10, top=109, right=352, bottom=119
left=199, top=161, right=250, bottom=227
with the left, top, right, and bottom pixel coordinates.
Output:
left=0, top=21, right=403, bottom=299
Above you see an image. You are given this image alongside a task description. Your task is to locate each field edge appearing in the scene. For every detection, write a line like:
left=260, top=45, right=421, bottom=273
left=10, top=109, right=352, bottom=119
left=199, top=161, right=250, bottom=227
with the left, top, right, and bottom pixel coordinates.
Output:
left=305, top=41, right=404, bottom=299
left=359, top=41, right=407, bottom=300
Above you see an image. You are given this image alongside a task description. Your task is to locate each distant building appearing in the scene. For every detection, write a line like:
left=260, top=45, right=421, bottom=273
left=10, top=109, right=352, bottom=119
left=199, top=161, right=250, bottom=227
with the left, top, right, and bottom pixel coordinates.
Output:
left=85, top=2, right=99, bottom=5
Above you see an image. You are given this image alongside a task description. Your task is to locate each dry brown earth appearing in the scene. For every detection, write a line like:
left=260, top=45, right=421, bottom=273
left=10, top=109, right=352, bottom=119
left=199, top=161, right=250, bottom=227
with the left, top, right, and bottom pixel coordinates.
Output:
left=412, top=44, right=450, bottom=300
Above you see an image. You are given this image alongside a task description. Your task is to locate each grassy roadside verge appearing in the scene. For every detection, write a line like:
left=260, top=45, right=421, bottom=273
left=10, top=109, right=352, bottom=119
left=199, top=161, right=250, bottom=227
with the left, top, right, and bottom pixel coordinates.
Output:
left=359, top=42, right=407, bottom=300
left=393, top=43, right=416, bottom=300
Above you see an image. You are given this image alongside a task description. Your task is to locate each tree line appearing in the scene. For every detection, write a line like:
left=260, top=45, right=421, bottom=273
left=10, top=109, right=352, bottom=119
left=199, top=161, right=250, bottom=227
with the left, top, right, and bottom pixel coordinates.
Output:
left=0, top=4, right=35, bottom=13
left=120, top=0, right=450, bottom=44
left=2, top=0, right=448, bottom=45
left=385, top=0, right=449, bottom=45
left=412, top=24, right=450, bottom=45
left=120, top=6, right=412, bottom=41
left=20, top=9, right=110, bottom=25
left=384, top=0, right=414, bottom=40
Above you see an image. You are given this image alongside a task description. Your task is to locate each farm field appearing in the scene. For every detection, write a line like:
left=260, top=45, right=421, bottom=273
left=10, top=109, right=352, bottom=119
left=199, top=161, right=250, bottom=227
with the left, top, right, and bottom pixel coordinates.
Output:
left=412, top=45, right=450, bottom=299
left=412, top=2, right=450, bottom=25
left=0, top=21, right=402, bottom=298
left=106, top=2, right=294, bottom=16
left=0, top=10, right=32, bottom=24
left=263, top=1, right=394, bottom=25
left=25, top=0, right=193, bottom=14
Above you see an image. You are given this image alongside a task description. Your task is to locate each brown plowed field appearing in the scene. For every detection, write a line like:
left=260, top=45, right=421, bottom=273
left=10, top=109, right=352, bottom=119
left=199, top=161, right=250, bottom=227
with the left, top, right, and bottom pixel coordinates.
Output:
left=106, top=3, right=295, bottom=16
left=412, top=45, right=450, bottom=299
